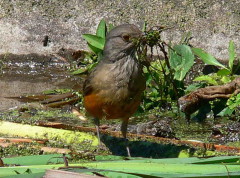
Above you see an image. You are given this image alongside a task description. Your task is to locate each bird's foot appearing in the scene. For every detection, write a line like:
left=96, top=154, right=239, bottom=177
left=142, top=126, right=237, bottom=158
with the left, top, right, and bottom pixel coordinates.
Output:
left=126, top=145, right=131, bottom=157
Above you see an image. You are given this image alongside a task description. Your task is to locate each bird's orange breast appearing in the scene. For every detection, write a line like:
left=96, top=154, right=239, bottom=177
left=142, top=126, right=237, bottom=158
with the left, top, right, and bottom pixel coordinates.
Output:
left=84, top=93, right=141, bottom=120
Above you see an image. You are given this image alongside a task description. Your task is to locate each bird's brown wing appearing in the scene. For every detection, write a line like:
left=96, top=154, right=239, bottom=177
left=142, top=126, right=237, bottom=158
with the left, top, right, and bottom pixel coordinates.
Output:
left=83, top=75, right=93, bottom=96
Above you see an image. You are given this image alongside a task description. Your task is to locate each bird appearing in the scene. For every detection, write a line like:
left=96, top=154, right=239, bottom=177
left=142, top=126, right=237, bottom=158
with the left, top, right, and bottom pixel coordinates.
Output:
left=83, top=24, right=146, bottom=157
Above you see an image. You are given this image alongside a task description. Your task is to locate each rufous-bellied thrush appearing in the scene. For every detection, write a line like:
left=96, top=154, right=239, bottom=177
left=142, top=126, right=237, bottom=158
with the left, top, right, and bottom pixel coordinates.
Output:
left=83, top=24, right=146, bottom=156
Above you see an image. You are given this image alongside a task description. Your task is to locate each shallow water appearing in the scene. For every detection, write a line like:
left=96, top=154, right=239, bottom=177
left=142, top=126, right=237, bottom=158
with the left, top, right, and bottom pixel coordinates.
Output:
left=0, top=57, right=83, bottom=111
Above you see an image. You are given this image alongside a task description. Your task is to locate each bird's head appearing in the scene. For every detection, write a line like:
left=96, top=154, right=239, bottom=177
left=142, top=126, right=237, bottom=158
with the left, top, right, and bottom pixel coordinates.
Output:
left=103, top=24, right=143, bottom=62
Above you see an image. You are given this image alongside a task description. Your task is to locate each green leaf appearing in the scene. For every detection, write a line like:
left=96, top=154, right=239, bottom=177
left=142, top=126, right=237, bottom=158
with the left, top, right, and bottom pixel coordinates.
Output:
left=220, top=76, right=231, bottom=84
left=169, top=45, right=194, bottom=81
left=218, top=107, right=234, bottom=116
left=192, top=48, right=226, bottom=69
left=2, top=156, right=240, bottom=177
left=184, top=83, right=205, bottom=93
left=96, top=19, right=107, bottom=39
left=71, top=67, right=88, bottom=75
left=82, top=34, right=105, bottom=50
left=193, top=75, right=218, bottom=85
left=227, top=93, right=240, bottom=109
left=217, top=69, right=231, bottom=76
left=88, top=42, right=103, bottom=55
left=228, top=40, right=236, bottom=71
left=3, top=172, right=45, bottom=178
left=2, top=154, right=66, bottom=166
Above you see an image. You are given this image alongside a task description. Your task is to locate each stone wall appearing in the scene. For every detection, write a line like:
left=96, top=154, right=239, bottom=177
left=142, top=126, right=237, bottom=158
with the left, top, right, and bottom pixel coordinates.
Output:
left=0, top=0, right=239, bottom=61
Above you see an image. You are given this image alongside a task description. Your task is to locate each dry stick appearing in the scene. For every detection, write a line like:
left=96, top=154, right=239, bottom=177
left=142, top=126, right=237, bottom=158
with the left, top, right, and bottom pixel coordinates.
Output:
left=63, top=153, right=69, bottom=167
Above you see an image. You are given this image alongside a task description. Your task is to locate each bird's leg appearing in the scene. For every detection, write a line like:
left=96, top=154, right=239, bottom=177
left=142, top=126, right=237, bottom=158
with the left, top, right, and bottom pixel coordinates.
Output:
left=93, top=117, right=102, bottom=148
left=121, top=119, right=131, bottom=157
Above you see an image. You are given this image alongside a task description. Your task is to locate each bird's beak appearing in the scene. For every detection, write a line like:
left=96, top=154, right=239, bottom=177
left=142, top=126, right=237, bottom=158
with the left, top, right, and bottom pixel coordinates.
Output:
left=131, top=31, right=144, bottom=42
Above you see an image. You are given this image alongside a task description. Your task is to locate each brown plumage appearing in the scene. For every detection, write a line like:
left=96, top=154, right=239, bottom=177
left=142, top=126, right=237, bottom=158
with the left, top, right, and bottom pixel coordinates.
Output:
left=83, top=24, right=146, bottom=156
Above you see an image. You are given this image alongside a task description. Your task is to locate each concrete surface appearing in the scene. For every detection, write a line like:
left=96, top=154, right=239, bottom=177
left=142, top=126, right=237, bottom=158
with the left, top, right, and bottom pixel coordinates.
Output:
left=0, top=0, right=239, bottom=61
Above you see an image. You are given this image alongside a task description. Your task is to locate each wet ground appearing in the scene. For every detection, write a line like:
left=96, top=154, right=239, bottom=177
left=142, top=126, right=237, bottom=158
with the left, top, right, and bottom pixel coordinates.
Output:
left=0, top=53, right=84, bottom=111
left=0, top=53, right=239, bottom=154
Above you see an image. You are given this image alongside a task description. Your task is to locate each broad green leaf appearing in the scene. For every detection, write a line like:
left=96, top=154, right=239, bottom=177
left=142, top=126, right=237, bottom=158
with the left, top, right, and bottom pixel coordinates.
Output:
left=88, top=42, right=103, bottom=55
left=218, top=107, right=234, bottom=117
left=169, top=45, right=194, bottom=81
left=96, top=19, right=107, bottom=39
left=0, top=167, right=46, bottom=177
left=2, top=154, right=66, bottom=166
left=3, top=172, right=45, bottom=178
left=194, top=75, right=218, bottom=85
left=2, top=156, right=240, bottom=177
left=217, top=69, right=231, bottom=76
left=228, top=40, right=236, bottom=70
left=78, top=162, right=240, bottom=176
left=192, top=48, right=226, bottom=69
left=100, top=171, right=141, bottom=178
left=82, top=34, right=105, bottom=50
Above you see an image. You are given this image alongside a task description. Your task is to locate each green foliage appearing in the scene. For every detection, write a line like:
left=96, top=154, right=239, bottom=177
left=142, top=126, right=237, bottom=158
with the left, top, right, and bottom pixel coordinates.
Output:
left=71, top=19, right=110, bottom=75
left=192, top=41, right=239, bottom=86
left=71, top=59, right=97, bottom=75
left=3, top=154, right=66, bottom=165
left=218, top=93, right=240, bottom=117
left=140, top=61, right=169, bottom=111
left=169, top=44, right=194, bottom=81
left=82, top=19, right=107, bottom=56
left=1, top=155, right=240, bottom=178
left=192, top=48, right=227, bottom=69
left=82, top=35, right=105, bottom=51
left=194, top=75, right=219, bottom=85
left=144, top=29, right=161, bottom=47
left=191, top=41, right=239, bottom=118
left=138, top=29, right=194, bottom=113
left=184, top=82, right=206, bottom=94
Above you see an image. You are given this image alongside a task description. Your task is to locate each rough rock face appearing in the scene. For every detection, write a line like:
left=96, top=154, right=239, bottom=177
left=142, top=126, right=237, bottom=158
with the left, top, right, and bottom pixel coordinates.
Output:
left=0, top=0, right=239, bottom=61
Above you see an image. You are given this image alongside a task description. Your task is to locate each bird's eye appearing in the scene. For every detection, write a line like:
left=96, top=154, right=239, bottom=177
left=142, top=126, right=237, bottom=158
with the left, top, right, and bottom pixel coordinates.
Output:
left=122, top=33, right=130, bottom=42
